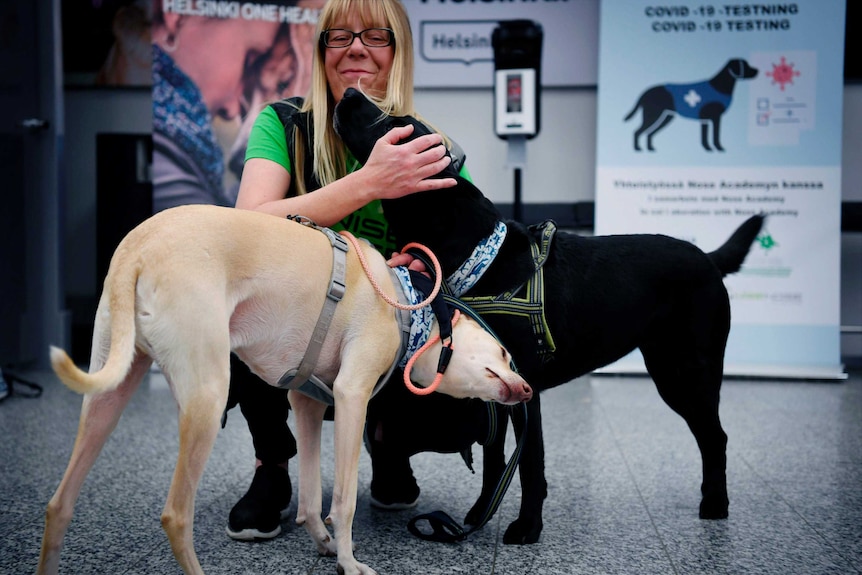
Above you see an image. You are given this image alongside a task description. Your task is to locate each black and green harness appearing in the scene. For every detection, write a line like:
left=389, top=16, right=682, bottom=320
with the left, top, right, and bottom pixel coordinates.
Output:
left=454, top=219, right=558, bottom=365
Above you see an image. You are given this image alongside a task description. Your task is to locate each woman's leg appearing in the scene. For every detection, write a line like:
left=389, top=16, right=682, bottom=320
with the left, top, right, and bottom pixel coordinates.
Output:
left=224, top=354, right=295, bottom=540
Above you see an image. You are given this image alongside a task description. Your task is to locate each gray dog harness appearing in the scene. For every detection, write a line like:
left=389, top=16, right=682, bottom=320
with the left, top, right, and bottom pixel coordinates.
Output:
left=275, top=217, right=410, bottom=405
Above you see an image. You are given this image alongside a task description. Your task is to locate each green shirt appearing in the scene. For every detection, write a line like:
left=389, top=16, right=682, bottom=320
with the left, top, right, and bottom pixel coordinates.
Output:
left=245, top=105, right=471, bottom=256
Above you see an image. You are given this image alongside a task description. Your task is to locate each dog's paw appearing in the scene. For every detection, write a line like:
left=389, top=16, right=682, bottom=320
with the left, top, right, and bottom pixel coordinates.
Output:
left=699, top=494, right=729, bottom=519
left=502, top=516, right=543, bottom=545
left=699, top=480, right=729, bottom=519
left=463, top=494, right=493, bottom=527
left=336, top=559, right=378, bottom=575
left=312, top=532, right=337, bottom=557
left=316, top=541, right=337, bottom=557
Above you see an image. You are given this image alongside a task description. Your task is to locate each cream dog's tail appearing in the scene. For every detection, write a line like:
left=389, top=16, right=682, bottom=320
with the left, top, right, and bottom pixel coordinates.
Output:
left=49, top=255, right=141, bottom=395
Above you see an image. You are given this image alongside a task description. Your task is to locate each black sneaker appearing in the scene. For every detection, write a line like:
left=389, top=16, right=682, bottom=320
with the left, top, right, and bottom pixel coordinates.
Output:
left=226, top=464, right=292, bottom=541
left=366, top=421, right=421, bottom=511
left=369, top=464, right=420, bottom=511
left=369, top=485, right=420, bottom=511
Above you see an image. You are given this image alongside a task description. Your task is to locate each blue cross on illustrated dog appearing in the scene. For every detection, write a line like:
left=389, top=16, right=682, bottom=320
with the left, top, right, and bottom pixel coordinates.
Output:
left=625, top=58, right=758, bottom=152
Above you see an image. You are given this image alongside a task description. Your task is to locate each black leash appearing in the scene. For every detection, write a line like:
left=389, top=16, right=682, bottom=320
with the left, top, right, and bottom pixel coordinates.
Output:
left=407, top=400, right=527, bottom=543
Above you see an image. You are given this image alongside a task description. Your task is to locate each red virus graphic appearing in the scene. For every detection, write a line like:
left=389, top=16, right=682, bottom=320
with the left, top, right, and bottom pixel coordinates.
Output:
left=766, top=56, right=801, bottom=91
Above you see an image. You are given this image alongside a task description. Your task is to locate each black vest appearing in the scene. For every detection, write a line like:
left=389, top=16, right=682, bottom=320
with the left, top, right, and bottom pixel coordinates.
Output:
left=269, top=97, right=321, bottom=197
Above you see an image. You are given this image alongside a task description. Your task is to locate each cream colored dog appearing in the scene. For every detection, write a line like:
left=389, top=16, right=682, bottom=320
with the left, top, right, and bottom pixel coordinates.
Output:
left=37, top=204, right=532, bottom=575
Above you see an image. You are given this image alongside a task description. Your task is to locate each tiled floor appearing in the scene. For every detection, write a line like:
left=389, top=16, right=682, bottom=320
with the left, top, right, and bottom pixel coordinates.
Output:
left=1, top=365, right=860, bottom=574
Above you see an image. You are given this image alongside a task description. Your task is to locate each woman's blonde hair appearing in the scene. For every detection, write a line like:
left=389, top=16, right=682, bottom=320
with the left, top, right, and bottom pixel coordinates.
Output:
left=293, top=0, right=416, bottom=194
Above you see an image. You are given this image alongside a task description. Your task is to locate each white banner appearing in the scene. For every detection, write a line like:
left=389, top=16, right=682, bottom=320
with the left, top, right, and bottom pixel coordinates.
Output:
left=403, top=0, right=598, bottom=87
left=595, top=0, right=846, bottom=378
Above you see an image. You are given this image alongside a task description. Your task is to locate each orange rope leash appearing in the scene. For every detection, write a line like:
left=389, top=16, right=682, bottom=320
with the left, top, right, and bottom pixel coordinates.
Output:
left=338, top=232, right=442, bottom=311
left=402, top=309, right=461, bottom=395
left=337, top=231, right=452, bottom=396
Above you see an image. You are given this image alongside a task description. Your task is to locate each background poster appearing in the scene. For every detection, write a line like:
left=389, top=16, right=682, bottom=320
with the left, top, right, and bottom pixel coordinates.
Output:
left=151, top=0, right=324, bottom=211
left=595, top=0, right=846, bottom=378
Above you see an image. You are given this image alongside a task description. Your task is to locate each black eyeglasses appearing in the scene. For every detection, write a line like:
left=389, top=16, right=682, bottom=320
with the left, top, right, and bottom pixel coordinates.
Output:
left=321, top=28, right=394, bottom=48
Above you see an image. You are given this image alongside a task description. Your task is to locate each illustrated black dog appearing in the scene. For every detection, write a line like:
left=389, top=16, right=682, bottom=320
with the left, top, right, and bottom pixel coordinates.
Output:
left=624, top=58, right=758, bottom=152
left=334, top=88, right=764, bottom=544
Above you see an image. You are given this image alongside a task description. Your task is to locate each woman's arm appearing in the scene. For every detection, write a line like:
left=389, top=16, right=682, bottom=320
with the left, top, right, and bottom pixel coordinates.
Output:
left=235, top=124, right=456, bottom=227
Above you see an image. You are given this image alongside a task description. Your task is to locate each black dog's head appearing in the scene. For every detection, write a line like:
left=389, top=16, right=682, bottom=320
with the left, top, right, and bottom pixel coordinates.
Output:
left=334, top=88, right=460, bottom=180
left=334, top=88, right=398, bottom=164
left=728, top=58, right=758, bottom=80
left=332, top=87, right=502, bottom=269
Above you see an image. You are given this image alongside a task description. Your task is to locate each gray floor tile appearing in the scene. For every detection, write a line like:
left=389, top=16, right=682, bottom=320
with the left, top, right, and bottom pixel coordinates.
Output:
left=2, top=367, right=861, bottom=574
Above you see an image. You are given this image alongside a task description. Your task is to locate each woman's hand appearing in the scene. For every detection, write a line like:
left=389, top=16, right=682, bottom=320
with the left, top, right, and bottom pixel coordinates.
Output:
left=361, top=124, right=457, bottom=199
left=388, top=250, right=431, bottom=281
left=386, top=251, right=428, bottom=274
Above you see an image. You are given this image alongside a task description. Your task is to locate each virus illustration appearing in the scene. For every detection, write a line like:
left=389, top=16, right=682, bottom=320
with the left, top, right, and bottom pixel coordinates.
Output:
left=756, top=230, right=778, bottom=252
left=766, top=56, right=801, bottom=91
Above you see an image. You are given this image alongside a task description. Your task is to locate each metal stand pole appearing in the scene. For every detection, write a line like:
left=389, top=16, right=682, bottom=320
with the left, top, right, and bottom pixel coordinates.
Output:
left=506, top=136, right=527, bottom=223
left=513, top=167, right=522, bottom=222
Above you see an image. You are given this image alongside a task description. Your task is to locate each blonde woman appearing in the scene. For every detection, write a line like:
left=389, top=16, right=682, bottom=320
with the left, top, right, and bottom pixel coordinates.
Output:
left=225, top=0, right=472, bottom=540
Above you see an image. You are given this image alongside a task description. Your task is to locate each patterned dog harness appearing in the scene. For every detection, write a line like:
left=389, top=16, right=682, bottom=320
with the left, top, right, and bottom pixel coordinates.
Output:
left=456, top=220, right=558, bottom=364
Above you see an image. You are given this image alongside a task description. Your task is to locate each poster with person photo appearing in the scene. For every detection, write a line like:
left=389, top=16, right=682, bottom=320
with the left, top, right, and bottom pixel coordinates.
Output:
left=151, top=0, right=326, bottom=213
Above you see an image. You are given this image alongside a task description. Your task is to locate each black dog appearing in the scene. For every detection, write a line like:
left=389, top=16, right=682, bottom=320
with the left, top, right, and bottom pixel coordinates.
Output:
left=624, top=58, right=758, bottom=152
left=335, top=88, right=764, bottom=544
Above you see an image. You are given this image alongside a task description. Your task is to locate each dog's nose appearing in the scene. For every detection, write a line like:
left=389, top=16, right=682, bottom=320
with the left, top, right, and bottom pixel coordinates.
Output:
left=515, top=381, right=533, bottom=403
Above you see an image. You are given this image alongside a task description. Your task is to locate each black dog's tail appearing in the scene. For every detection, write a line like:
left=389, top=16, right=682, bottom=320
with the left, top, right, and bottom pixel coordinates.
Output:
left=708, top=214, right=765, bottom=276
left=623, top=100, right=639, bottom=122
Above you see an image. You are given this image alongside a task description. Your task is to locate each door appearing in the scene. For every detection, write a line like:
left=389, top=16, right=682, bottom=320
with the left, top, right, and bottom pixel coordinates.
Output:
left=0, top=0, right=68, bottom=367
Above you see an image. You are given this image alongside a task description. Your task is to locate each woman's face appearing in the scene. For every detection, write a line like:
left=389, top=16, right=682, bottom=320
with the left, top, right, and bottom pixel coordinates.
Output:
left=323, top=12, right=395, bottom=102
left=172, top=17, right=281, bottom=120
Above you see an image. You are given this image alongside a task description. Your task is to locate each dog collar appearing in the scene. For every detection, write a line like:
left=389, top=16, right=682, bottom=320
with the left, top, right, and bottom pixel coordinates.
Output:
left=445, top=220, right=507, bottom=297
left=392, top=266, right=435, bottom=368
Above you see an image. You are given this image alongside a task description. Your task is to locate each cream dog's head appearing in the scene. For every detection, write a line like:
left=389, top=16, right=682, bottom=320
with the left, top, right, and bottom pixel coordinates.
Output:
left=407, top=314, right=532, bottom=405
